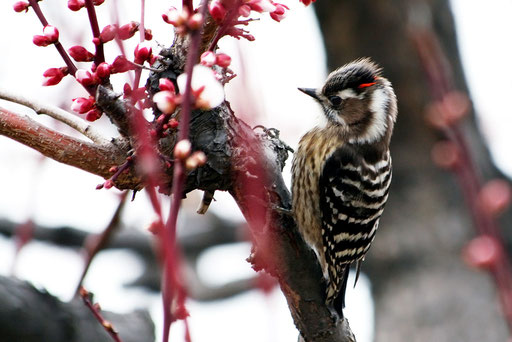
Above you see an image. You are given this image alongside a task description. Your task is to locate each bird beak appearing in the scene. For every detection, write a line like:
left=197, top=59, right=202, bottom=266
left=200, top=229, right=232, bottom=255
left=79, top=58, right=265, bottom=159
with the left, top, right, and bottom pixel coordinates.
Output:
left=298, top=87, right=319, bottom=100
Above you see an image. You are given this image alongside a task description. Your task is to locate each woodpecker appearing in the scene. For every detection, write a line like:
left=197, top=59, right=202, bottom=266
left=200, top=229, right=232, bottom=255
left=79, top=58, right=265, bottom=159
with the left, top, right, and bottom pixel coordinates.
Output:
left=291, top=58, right=397, bottom=317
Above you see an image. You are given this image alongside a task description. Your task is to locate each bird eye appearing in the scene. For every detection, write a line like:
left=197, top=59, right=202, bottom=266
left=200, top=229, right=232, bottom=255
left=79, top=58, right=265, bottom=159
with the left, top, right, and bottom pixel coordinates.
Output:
left=329, top=96, right=342, bottom=107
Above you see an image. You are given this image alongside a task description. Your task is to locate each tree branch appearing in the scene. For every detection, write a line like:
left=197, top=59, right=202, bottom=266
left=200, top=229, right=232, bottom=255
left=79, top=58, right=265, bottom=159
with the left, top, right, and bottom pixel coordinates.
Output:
left=0, top=107, right=139, bottom=189
left=0, top=89, right=109, bottom=145
left=0, top=275, right=154, bottom=342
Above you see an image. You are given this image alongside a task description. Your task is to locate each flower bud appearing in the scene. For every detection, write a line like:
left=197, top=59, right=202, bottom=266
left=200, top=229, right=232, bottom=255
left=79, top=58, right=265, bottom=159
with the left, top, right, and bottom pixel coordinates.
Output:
left=479, top=179, right=511, bottom=216
left=431, top=141, right=459, bottom=170
left=144, top=28, right=153, bottom=40
left=68, top=45, right=95, bottom=62
left=42, top=67, right=68, bottom=86
left=13, top=1, right=30, bottom=12
left=177, top=65, right=225, bottom=109
left=159, top=78, right=175, bottom=93
left=43, top=25, right=59, bottom=42
left=71, top=96, right=95, bottom=114
left=200, top=51, right=216, bottom=67
left=188, top=13, right=204, bottom=30
left=75, top=69, right=99, bottom=87
left=463, top=235, right=501, bottom=269
left=208, top=0, right=226, bottom=22
left=100, top=24, right=117, bottom=43
left=134, top=42, right=152, bottom=64
left=299, top=0, right=316, bottom=5
left=168, top=118, right=179, bottom=128
left=111, top=56, right=135, bottom=73
left=95, top=62, right=111, bottom=79
left=270, top=3, right=288, bottom=22
left=118, top=21, right=139, bottom=40
left=85, top=108, right=102, bottom=122
left=248, top=0, right=276, bottom=13
left=104, top=179, right=114, bottom=189
left=239, top=4, right=251, bottom=17
left=67, top=0, right=85, bottom=11
left=185, top=151, right=207, bottom=170
left=153, top=91, right=177, bottom=114
left=215, top=53, right=231, bottom=68
left=33, top=35, right=51, bottom=47
left=174, top=139, right=192, bottom=160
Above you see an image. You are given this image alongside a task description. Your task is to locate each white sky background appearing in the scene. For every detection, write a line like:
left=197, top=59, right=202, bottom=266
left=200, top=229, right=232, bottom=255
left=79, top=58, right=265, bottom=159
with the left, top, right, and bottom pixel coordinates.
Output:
left=0, top=1, right=510, bottom=342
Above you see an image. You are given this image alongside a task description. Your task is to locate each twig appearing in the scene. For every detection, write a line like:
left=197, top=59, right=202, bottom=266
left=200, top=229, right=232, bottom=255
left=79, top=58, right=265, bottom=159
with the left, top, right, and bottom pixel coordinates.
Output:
left=80, top=287, right=124, bottom=342
left=84, top=0, right=105, bottom=65
left=0, top=89, right=109, bottom=145
left=75, top=192, right=128, bottom=296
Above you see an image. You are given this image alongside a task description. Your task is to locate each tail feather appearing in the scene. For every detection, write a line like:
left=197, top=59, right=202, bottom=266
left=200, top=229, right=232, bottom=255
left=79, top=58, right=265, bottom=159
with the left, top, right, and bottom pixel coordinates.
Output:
left=326, top=265, right=350, bottom=318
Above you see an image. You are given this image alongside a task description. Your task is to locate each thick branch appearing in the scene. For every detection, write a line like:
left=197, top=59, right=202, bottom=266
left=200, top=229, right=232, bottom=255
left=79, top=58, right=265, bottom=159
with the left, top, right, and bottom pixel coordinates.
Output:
left=0, top=107, right=140, bottom=189
left=0, top=275, right=154, bottom=342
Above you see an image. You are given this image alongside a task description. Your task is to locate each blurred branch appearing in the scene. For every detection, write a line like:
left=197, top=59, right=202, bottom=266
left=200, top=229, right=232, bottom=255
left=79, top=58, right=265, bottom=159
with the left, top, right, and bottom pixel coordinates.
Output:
left=0, top=275, right=154, bottom=342
left=410, top=16, right=512, bottom=334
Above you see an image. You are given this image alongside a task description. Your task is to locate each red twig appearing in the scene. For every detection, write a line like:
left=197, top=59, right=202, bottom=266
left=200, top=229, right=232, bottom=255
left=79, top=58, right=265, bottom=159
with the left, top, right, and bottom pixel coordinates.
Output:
left=84, top=0, right=105, bottom=65
left=80, top=287, right=123, bottom=342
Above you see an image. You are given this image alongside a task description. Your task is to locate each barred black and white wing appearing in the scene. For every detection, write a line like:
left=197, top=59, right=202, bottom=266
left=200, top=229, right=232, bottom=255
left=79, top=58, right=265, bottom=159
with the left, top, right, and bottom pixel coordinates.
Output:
left=319, top=145, right=392, bottom=316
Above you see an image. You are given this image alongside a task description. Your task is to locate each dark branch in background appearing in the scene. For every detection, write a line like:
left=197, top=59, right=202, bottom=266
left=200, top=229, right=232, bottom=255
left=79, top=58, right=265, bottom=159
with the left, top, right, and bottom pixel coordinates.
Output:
left=0, top=276, right=154, bottom=342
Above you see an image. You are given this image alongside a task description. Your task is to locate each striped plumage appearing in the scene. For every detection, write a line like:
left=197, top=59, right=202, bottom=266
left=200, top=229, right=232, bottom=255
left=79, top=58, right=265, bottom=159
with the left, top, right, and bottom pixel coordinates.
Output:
left=291, top=58, right=397, bottom=317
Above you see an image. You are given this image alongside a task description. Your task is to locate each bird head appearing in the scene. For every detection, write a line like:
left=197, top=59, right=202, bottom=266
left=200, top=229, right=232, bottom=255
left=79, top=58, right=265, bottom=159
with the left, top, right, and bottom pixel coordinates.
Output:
left=299, top=58, right=397, bottom=145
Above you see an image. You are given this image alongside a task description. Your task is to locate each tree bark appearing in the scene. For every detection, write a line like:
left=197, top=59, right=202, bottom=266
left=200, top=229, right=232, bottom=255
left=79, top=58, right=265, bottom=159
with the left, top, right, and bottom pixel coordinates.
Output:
left=314, top=0, right=510, bottom=340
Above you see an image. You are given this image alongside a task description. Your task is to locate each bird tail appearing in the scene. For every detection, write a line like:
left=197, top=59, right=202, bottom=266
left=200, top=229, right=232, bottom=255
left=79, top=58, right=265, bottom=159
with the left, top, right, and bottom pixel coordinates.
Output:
left=326, top=265, right=349, bottom=318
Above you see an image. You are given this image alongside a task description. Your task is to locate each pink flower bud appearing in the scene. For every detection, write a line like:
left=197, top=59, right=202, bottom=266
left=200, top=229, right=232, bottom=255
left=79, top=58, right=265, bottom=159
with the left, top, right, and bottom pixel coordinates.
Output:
left=104, top=179, right=114, bottom=189
left=100, top=24, right=117, bottom=43
left=153, top=90, right=177, bottom=114
left=168, top=118, right=179, bottom=128
left=270, top=3, right=288, bottom=22
left=159, top=78, right=175, bottom=93
left=144, top=28, right=153, bottom=40
left=111, top=56, right=135, bottom=74
left=162, top=6, right=189, bottom=27
left=177, top=65, right=225, bottom=109
left=68, top=45, right=95, bottom=62
left=185, top=151, right=207, bottom=170
left=208, top=0, right=226, bottom=22
left=75, top=69, right=99, bottom=87
left=299, top=0, right=316, bottom=6
left=42, top=67, right=68, bottom=86
left=118, top=21, right=139, bottom=40
left=95, top=62, right=111, bottom=79
left=43, top=25, right=59, bottom=42
left=239, top=4, right=251, bottom=17
left=134, top=42, right=152, bottom=64
left=463, top=235, right=501, bottom=269
left=174, top=139, right=192, bottom=160
left=71, top=96, right=95, bottom=114
left=248, top=0, right=276, bottom=13
left=431, top=141, right=459, bottom=170
left=33, top=35, right=51, bottom=47
left=442, top=91, right=470, bottom=125
left=479, top=179, right=511, bottom=216
left=200, top=51, right=216, bottom=67
left=215, top=53, right=231, bottom=68
left=188, top=13, right=204, bottom=30
left=67, top=0, right=85, bottom=11
left=13, top=1, right=30, bottom=12
left=85, top=108, right=102, bottom=121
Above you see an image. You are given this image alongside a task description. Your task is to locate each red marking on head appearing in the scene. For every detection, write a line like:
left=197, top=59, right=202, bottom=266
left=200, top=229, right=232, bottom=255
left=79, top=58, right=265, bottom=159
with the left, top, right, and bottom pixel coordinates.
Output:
left=358, top=82, right=377, bottom=89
